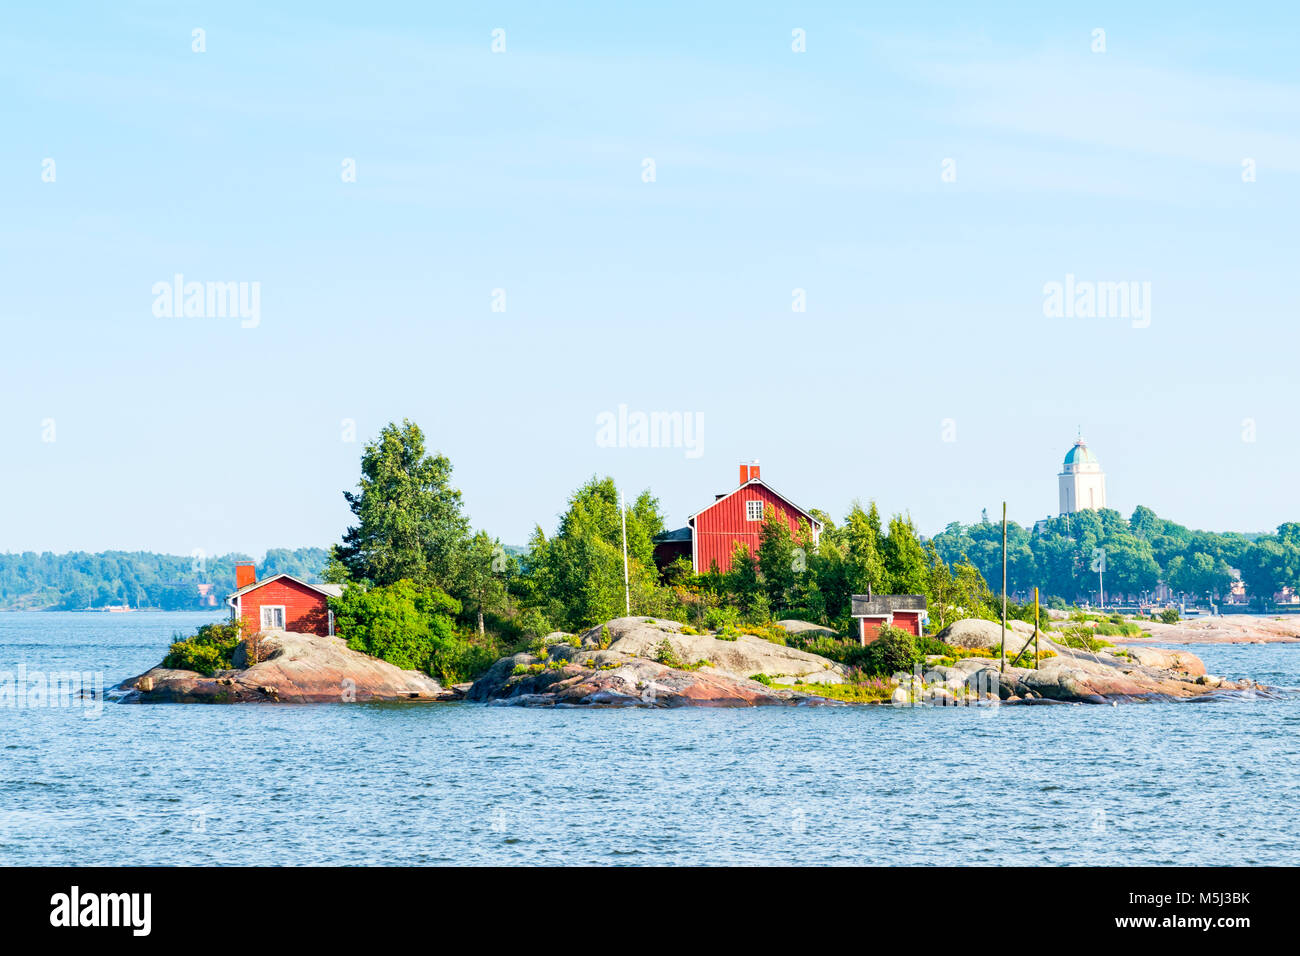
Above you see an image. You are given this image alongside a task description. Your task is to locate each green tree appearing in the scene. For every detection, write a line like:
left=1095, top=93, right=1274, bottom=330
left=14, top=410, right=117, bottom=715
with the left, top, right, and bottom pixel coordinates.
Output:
left=518, top=477, right=671, bottom=630
left=460, top=531, right=510, bottom=635
left=843, top=500, right=886, bottom=595
left=757, top=506, right=797, bottom=614
left=882, top=514, right=929, bottom=594
left=330, top=420, right=470, bottom=591
left=725, top=542, right=768, bottom=622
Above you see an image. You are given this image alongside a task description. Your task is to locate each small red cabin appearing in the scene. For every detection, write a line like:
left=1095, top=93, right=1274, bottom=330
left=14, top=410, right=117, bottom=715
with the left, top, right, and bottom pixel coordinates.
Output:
left=226, top=564, right=342, bottom=637
left=653, top=461, right=822, bottom=574
left=852, top=592, right=928, bottom=645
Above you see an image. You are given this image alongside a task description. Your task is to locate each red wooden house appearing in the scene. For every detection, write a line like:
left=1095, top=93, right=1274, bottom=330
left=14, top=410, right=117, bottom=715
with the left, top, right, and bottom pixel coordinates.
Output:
left=852, top=590, right=927, bottom=645
left=225, top=563, right=343, bottom=637
left=654, top=461, right=822, bottom=574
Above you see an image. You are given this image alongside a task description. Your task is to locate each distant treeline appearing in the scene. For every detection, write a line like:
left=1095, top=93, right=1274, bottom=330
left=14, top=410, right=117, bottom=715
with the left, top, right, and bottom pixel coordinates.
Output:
left=929, top=507, right=1297, bottom=606
left=0, top=548, right=330, bottom=610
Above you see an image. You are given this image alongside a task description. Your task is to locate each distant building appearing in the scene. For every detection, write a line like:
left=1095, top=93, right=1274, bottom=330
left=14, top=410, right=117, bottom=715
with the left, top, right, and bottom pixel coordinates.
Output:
left=652, top=461, right=822, bottom=574
left=1059, top=435, right=1107, bottom=515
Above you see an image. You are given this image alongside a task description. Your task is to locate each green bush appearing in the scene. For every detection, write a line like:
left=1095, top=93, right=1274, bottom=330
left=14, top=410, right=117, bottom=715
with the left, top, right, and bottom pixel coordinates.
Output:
left=860, top=625, right=921, bottom=676
left=163, top=620, right=243, bottom=676
left=1054, top=625, right=1113, bottom=653
left=750, top=673, right=773, bottom=686
left=330, top=579, right=496, bottom=684
left=654, top=638, right=682, bottom=668
left=914, top=634, right=957, bottom=657
left=1159, top=607, right=1180, bottom=625
left=703, top=606, right=741, bottom=632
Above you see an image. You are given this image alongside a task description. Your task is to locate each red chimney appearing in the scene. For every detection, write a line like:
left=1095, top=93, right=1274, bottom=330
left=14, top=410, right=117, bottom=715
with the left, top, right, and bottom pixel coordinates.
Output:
left=739, top=459, right=761, bottom=486
left=235, top=564, right=256, bottom=589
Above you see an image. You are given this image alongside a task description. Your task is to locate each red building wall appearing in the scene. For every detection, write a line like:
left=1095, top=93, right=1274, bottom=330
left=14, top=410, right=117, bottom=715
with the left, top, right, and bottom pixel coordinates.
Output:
left=860, top=611, right=922, bottom=645
left=237, top=578, right=331, bottom=636
left=694, top=484, right=813, bottom=573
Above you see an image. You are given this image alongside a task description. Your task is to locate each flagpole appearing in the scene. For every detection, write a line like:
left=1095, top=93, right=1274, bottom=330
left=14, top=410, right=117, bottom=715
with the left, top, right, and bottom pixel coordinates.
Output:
left=621, top=488, right=631, bottom=616
left=1000, top=501, right=1007, bottom=673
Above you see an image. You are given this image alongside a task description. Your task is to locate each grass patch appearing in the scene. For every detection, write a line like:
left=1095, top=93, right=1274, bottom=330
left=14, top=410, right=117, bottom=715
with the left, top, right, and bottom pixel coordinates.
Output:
left=786, top=677, right=894, bottom=703
left=1054, top=625, right=1113, bottom=653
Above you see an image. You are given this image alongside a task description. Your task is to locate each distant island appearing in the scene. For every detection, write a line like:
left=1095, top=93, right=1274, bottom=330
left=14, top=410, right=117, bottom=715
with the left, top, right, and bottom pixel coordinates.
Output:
left=0, top=548, right=330, bottom=611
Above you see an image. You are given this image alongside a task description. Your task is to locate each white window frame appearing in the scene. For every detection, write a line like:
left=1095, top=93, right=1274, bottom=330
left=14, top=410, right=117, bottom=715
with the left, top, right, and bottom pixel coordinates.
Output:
left=260, top=605, right=286, bottom=630
left=745, top=499, right=764, bottom=522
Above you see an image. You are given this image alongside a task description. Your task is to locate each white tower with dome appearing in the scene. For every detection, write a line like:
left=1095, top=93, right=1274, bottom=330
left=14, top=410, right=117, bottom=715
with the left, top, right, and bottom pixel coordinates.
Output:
left=1059, top=434, right=1106, bottom=515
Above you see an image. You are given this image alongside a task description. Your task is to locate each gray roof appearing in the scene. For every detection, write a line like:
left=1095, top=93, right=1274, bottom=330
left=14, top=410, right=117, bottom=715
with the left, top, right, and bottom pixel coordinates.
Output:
left=653, top=527, right=693, bottom=543
left=851, top=593, right=927, bottom=616
left=227, top=573, right=344, bottom=601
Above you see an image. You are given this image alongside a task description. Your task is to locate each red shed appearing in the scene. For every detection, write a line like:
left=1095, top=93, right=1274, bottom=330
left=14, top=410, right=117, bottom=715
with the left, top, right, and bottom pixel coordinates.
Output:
left=851, top=592, right=928, bottom=645
left=653, top=461, right=823, bottom=574
left=225, top=564, right=342, bottom=637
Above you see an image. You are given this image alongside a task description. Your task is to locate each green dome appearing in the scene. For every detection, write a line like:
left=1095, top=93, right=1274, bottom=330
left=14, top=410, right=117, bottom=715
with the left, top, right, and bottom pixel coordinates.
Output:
left=1063, top=441, right=1097, bottom=466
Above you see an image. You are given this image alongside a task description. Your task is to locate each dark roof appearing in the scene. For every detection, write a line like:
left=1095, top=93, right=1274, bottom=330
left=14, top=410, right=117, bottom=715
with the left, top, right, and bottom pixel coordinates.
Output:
left=226, top=573, right=344, bottom=602
left=653, top=527, right=693, bottom=543
left=851, top=593, right=927, bottom=616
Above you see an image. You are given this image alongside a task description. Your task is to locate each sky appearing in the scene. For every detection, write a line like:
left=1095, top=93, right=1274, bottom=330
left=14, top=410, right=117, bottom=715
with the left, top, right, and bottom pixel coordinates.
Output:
left=2, top=1, right=1298, bottom=557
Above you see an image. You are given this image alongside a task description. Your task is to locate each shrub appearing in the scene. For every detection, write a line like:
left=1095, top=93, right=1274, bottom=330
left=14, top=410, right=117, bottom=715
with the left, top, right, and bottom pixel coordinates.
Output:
left=330, top=579, right=495, bottom=683
left=703, top=606, right=741, bottom=632
left=428, top=636, right=501, bottom=685
left=1159, top=607, right=1180, bottom=625
left=750, top=673, right=773, bottom=686
left=914, top=634, right=957, bottom=657
left=859, top=625, right=920, bottom=677
left=598, top=625, right=613, bottom=650
left=1054, top=625, right=1112, bottom=653
left=653, top=639, right=682, bottom=668
left=163, top=620, right=243, bottom=677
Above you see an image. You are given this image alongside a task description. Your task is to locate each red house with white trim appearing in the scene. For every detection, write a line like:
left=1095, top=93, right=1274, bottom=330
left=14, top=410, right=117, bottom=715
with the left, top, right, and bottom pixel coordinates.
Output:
left=852, top=591, right=927, bottom=645
left=654, top=461, right=823, bottom=574
left=225, top=563, right=342, bottom=637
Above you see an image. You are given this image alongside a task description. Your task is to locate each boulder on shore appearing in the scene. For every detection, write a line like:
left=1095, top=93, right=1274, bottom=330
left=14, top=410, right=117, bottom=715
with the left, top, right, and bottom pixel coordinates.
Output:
left=774, top=619, right=839, bottom=639
left=114, top=630, right=448, bottom=704
left=936, top=618, right=1041, bottom=656
left=573, top=617, right=845, bottom=683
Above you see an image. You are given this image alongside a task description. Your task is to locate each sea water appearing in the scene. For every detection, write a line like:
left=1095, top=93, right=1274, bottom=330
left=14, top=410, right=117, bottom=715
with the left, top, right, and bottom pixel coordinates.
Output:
left=1, top=611, right=1296, bottom=865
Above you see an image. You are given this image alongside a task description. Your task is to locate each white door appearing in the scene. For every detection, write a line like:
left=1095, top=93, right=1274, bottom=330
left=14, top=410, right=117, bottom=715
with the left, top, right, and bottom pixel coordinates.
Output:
left=260, top=605, right=285, bottom=630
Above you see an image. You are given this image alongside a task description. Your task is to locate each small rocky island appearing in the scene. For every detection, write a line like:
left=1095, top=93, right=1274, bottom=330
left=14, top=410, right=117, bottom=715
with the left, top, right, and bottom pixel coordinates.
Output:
left=116, top=614, right=1272, bottom=707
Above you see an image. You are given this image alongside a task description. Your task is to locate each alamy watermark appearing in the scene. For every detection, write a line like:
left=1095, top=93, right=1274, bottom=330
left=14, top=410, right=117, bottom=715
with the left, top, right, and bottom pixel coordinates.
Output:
left=596, top=404, right=704, bottom=459
left=152, top=274, right=260, bottom=328
left=1, top=664, right=104, bottom=717
left=1043, top=274, right=1150, bottom=328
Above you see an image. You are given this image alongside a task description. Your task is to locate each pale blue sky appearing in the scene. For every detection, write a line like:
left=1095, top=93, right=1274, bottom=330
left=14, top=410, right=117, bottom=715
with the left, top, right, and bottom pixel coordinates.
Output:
left=2, top=2, right=1297, bottom=555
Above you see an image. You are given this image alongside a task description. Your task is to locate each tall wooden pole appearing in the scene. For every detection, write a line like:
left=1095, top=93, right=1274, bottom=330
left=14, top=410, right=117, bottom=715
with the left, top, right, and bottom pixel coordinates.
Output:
left=1000, top=501, right=1007, bottom=673
left=620, top=489, right=631, bottom=616
left=1034, top=586, right=1040, bottom=669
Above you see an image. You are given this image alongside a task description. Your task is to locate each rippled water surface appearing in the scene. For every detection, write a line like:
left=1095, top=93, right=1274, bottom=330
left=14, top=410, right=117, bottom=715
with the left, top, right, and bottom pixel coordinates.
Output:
left=2, top=611, right=1298, bottom=865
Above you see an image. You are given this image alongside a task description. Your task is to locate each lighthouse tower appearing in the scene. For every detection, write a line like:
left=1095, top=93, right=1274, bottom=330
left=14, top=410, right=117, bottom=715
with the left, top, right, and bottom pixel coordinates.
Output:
left=1059, top=435, right=1107, bottom=515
